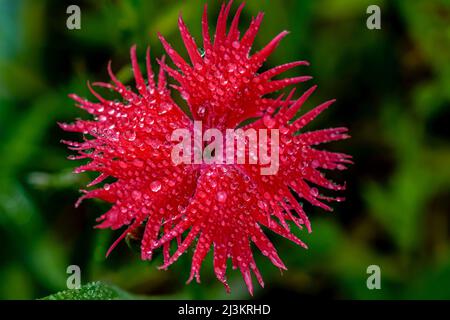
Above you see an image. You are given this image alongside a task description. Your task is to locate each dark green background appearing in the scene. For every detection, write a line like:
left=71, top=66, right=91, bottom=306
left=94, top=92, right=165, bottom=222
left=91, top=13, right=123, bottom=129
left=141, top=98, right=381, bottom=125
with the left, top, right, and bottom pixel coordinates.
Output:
left=0, top=0, right=449, bottom=299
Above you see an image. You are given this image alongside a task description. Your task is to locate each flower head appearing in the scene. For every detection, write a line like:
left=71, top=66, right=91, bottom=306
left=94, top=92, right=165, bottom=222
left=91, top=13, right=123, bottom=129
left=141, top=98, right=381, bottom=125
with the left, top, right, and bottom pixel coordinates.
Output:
left=61, top=1, right=352, bottom=294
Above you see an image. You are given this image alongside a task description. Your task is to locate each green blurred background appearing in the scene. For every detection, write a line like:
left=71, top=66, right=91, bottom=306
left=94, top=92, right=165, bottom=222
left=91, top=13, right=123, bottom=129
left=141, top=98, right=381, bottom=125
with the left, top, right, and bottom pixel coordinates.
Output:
left=0, top=0, right=449, bottom=299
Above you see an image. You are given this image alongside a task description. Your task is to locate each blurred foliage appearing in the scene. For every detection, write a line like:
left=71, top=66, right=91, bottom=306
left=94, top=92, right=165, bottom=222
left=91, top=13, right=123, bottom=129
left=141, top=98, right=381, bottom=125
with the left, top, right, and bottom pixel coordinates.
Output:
left=0, top=0, right=449, bottom=299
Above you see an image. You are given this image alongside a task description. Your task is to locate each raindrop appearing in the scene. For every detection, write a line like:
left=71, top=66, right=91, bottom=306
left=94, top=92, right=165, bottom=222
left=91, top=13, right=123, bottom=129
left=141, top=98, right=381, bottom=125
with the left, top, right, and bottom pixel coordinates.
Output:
left=216, top=191, right=227, bottom=203
left=150, top=180, right=162, bottom=192
left=311, top=160, right=320, bottom=168
left=280, top=126, right=289, bottom=134
left=257, top=200, right=267, bottom=210
left=310, top=187, right=319, bottom=197
left=181, top=91, right=190, bottom=100
left=145, top=117, right=155, bottom=125
left=197, top=106, right=206, bottom=117
left=227, top=63, right=236, bottom=73
left=159, top=103, right=173, bottom=115
left=263, top=115, right=276, bottom=128
left=133, top=159, right=144, bottom=167
left=123, top=130, right=136, bottom=142
left=242, top=193, right=251, bottom=202
left=132, top=190, right=142, bottom=200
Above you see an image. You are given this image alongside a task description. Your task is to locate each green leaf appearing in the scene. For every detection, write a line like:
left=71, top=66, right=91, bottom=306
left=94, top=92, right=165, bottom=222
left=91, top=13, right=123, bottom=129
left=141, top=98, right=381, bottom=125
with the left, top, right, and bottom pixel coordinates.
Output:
left=42, top=281, right=136, bottom=300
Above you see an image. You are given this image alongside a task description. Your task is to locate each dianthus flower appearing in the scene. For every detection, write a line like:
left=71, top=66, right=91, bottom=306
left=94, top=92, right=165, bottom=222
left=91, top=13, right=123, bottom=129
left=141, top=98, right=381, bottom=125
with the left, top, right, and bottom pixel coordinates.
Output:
left=61, top=1, right=352, bottom=294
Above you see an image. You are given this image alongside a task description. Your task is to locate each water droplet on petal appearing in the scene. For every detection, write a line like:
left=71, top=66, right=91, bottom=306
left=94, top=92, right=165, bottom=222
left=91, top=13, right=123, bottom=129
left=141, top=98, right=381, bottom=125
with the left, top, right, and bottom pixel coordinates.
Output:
left=242, top=193, right=251, bottom=202
left=158, top=103, right=173, bottom=115
left=310, top=187, right=319, bottom=197
left=280, top=126, right=289, bottom=134
left=263, top=115, right=276, bottom=128
left=150, top=180, right=162, bottom=192
left=133, top=159, right=144, bottom=167
left=227, top=64, right=236, bottom=73
left=197, top=106, right=206, bottom=117
left=123, top=130, right=136, bottom=141
left=145, top=117, right=154, bottom=125
left=181, top=91, right=190, bottom=100
left=257, top=200, right=268, bottom=210
left=311, top=160, right=320, bottom=168
left=132, top=190, right=142, bottom=200
left=216, top=191, right=227, bottom=203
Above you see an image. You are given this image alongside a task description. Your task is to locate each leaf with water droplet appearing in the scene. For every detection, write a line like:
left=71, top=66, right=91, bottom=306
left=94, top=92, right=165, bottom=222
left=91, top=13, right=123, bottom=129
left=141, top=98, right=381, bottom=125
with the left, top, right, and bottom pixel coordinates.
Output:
left=41, top=281, right=136, bottom=300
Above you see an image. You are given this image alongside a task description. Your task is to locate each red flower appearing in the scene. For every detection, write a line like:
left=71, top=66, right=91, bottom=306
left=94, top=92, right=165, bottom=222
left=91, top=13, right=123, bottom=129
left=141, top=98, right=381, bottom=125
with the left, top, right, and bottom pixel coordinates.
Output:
left=61, top=1, right=351, bottom=294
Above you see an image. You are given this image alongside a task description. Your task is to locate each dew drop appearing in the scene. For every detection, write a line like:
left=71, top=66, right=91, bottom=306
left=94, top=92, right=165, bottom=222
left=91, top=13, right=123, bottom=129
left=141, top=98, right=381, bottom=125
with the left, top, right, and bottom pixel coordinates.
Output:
left=197, top=106, right=206, bottom=117
left=216, top=191, right=227, bottom=203
left=158, top=103, right=173, bottom=115
left=280, top=126, right=289, bottom=134
left=118, top=159, right=128, bottom=168
left=263, top=115, right=276, bottom=128
left=123, top=130, right=136, bottom=142
left=150, top=180, right=162, bottom=192
left=132, top=190, right=142, bottom=200
left=311, top=160, right=320, bottom=168
left=227, top=64, right=236, bottom=73
left=257, top=200, right=267, bottom=210
left=145, top=117, right=155, bottom=125
left=310, top=187, right=319, bottom=197
left=181, top=91, right=190, bottom=100
left=133, top=159, right=144, bottom=167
